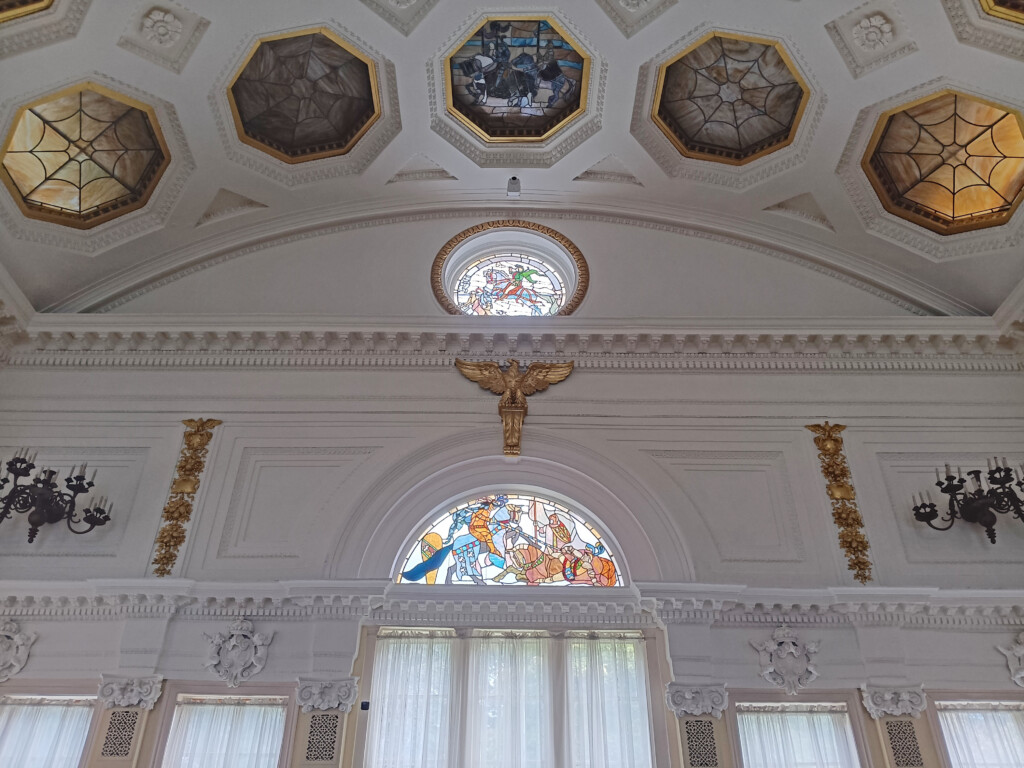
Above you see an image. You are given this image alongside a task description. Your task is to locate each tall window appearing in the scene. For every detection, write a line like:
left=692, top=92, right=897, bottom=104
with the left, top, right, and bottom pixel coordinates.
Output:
left=0, top=695, right=95, bottom=768
left=936, top=701, right=1024, bottom=768
left=160, top=695, right=287, bottom=768
left=735, top=702, right=860, bottom=768
left=364, top=629, right=653, bottom=768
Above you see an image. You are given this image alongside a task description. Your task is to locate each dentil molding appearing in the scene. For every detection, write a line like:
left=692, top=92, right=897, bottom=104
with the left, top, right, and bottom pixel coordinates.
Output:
left=203, top=618, right=273, bottom=687
left=0, top=619, right=36, bottom=683
left=98, top=675, right=164, bottom=709
left=297, top=677, right=360, bottom=713
left=0, top=0, right=91, bottom=59
left=860, top=684, right=927, bottom=719
left=751, top=624, right=819, bottom=695
left=665, top=683, right=728, bottom=719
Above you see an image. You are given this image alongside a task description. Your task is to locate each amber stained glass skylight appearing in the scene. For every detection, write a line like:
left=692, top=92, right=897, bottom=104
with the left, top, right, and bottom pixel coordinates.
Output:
left=863, top=91, right=1024, bottom=235
left=653, top=33, right=808, bottom=165
left=0, top=1, right=53, bottom=24
left=0, top=84, right=170, bottom=229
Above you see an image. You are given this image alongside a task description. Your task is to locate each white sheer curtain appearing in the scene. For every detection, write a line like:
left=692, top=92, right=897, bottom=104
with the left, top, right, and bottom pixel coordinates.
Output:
left=364, top=628, right=653, bottom=768
left=566, top=633, right=653, bottom=768
left=465, top=632, right=554, bottom=768
left=364, top=630, right=456, bottom=768
left=0, top=697, right=95, bottom=768
left=937, top=703, right=1024, bottom=768
left=160, top=696, right=286, bottom=768
left=736, top=704, right=860, bottom=768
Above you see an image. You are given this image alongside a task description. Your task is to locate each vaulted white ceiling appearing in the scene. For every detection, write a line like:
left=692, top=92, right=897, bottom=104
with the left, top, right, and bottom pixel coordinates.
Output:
left=0, top=0, right=1022, bottom=321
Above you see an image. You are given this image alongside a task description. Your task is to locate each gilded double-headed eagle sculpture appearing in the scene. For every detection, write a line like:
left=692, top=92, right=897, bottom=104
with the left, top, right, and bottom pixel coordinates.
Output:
left=455, top=358, right=574, bottom=456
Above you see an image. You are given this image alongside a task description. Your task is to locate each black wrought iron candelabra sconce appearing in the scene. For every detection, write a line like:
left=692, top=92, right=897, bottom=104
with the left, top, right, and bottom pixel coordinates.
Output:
left=912, top=459, right=1024, bottom=543
left=0, top=451, right=111, bottom=542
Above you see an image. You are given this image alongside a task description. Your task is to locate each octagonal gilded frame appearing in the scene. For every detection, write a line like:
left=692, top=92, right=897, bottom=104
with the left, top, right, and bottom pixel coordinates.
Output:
left=0, top=0, right=53, bottom=24
left=443, top=14, right=591, bottom=144
left=0, top=81, right=172, bottom=230
left=651, top=31, right=810, bottom=166
left=860, top=89, right=1024, bottom=236
left=226, top=26, right=382, bottom=164
left=979, top=0, right=1024, bottom=24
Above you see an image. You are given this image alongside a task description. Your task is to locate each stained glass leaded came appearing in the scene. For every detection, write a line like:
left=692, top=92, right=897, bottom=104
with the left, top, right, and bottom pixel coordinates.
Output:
left=398, top=493, right=619, bottom=586
left=453, top=253, right=565, bottom=316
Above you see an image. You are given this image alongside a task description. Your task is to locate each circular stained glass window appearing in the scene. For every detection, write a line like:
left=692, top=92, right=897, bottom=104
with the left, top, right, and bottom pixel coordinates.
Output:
left=432, top=220, right=589, bottom=316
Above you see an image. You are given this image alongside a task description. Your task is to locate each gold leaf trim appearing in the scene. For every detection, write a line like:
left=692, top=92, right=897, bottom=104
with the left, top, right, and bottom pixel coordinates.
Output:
left=151, top=418, right=222, bottom=577
left=430, top=219, right=589, bottom=316
left=805, top=421, right=873, bottom=584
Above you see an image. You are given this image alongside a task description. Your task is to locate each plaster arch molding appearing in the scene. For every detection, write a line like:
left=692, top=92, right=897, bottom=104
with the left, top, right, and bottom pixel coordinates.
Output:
left=329, top=430, right=693, bottom=583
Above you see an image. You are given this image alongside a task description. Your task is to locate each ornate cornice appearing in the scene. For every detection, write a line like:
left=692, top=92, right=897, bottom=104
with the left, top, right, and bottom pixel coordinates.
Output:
left=98, top=675, right=164, bottom=709
left=297, top=677, right=359, bottom=713
left=666, top=684, right=728, bottom=718
left=860, top=684, right=927, bottom=719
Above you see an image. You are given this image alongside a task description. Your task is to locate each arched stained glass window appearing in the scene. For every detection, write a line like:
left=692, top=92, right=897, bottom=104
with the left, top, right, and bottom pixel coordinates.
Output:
left=397, top=492, right=620, bottom=586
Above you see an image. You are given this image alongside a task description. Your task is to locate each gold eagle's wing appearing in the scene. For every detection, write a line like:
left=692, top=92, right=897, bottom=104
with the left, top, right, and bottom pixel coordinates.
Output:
left=454, top=359, right=507, bottom=395
left=804, top=423, right=845, bottom=435
left=519, top=362, right=574, bottom=395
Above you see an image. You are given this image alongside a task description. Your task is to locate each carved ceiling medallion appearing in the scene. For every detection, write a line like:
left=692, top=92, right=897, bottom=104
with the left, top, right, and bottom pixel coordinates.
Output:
left=0, top=83, right=171, bottom=229
left=979, top=0, right=1024, bottom=24
left=444, top=15, right=589, bottom=143
left=862, top=90, right=1024, bottom=235
left=227, top=28, right=381, bottom=163
left=0, top=0, right=53, bottom=24
left=653, top=32, right=809, bottom=165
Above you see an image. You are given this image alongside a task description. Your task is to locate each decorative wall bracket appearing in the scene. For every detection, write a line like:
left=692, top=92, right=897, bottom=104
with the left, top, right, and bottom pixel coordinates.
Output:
left=98, top=675, right=164, bottom=709
left=151, top=418, right=222, bottom=576
left=860, top=684, right=927, bottom=719
left=203, top=617, right=273, bottom=687
left=997, top=631, right=1024, bottom=688
left=455, top=359, right=574, bottom=456
left=0, top=619, right=35, bottom=683
left=751, top=624, right=819, bottom=695
left=666, top=683, right=728, bottom=719
left=297, top=677, right=360, bottom=713
left=806, top=422, right=873, bottom=583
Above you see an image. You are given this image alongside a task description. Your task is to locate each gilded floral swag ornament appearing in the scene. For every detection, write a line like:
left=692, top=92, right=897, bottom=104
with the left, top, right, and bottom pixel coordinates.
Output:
left=151, top=418, right=222, bottom=576
left=806, top=422, right=873, bottom=583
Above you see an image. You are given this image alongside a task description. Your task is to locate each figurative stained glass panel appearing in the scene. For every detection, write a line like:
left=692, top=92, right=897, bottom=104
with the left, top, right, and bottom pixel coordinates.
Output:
left=398, top=493, right=619, bottom=586
left=453, top=253, right=566, bottom=316
left=447, top=18, right=586, bottom=140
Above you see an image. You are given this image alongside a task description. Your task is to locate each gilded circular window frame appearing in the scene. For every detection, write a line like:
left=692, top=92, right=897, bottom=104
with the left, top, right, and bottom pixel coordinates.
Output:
left=0, top=81, right=172, bottom=230
left=226, top=27, right=382, bottom=164
left=431, top=220, right=589, bottom=316
left=651, top=31, right=810, bottom=166
left=859, top=89, right=1024, bottom=236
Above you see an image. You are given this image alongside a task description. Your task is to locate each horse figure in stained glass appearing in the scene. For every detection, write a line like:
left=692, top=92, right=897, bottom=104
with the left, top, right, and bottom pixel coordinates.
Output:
left=511, top=51, right=576, bottom=108
left=484, top=266, right=558, bottom=316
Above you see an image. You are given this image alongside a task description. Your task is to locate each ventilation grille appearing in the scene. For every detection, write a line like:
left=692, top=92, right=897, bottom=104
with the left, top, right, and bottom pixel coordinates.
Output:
left=306, top=712, right=340, bottom=762
left=684, top=719, right=719, bottom=768
left=100, top=709, right=139, bottom=758
left=886, top=720, right=924, bottom=767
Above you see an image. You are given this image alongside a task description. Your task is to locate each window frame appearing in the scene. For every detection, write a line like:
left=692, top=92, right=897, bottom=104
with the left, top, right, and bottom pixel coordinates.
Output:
left=0, top=680, right=100, bottom=768
left=927, top=690, right=1024, bottom=768
left=147, top=681, right=298, bottom=768
left=726, top=690, right=876, bottom=768
left=352, top=624, right=670, bottom=768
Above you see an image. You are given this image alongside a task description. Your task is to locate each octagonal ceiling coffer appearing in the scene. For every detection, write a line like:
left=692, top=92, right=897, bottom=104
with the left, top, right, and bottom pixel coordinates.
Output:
left=652, top=32, right=809, bottom=165
left=862, top=90, right=1024, bottom=235
left=0, top=83, right=171, bottom=229
left=0, top=0, right=53, bottom=24
left=445, top=16, right=589, bottom=143
left=979, top=0, right=1024, bottom=24
left=227, top=28, right=381, bottom=163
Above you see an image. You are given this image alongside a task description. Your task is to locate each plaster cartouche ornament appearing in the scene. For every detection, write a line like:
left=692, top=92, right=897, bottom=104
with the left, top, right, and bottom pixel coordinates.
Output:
left=0, top=619, right=35, bottom=683
left=203, top=618, right=273, bottom=687
left=751, top=624, right=819, bottom=695
left=666, top=684, right=728, bottom=719
left=98, top=675, right=164, bottom=709
left=297, top=677, right=360, bottom=713
left=997, top=631, right=1024, bottom=688
left=860, top=684, right=927, bottom=719
left=142, top=9, right=182, bottom=47
left=852, top=15, right=893, bottom=49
